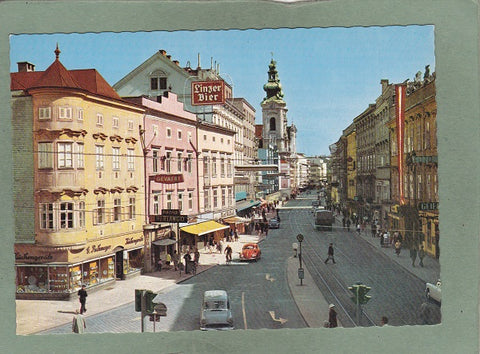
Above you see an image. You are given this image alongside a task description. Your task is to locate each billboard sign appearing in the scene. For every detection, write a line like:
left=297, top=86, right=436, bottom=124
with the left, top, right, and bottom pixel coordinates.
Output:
left=191, top=80, right=225, bottom=106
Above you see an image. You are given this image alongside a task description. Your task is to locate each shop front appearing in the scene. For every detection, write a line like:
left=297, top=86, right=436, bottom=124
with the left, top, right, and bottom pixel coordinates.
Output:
left=419, top=210, right=439, bottom=258
left=15, top=232, right=145, bottom=300
left=180, top=220, right=229, bottom=252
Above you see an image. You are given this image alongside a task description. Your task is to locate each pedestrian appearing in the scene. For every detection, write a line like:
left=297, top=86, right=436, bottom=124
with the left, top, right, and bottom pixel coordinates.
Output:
left=324, top=243, right=336, bottom=264
left=224, top=244, right=233, bottom=262
left=183, top=251, right=192, bottom=274
left=394, top=240, right=401, bottom=256
left=217, top=240, right=223, bottom=254
left=78, top=284, right=87, bottom=314
left=418, top=245, right=426, bottom=267
left=346, top=219, right=351, bottom=231
left=328, top=304, right=338, bottom=328
left=380, top=316, right=389, bottom=326
left=356, top=223, right=361, bottom=235
left=194, top=247, right=200, bottom=266
left=72, top=310, right=86, bottom=334
left=410, top=246, right=418, bottom=267
left=172, top=250, right=179, bottom=271
left=234, top=230, right=239, bottom=242
left=157, top=258, right=163, bottom=271
left=371, top=223, right=376, bottom=237
left=166, top=252, right=172, bottom=268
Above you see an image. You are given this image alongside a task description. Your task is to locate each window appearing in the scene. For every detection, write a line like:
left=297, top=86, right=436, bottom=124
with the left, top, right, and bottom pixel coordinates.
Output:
left=127, top=149, right=135, bottom=171
left=270, top=117, right=276, bottom=131
left=177, top=152, right=182, bottom=172
left=78, top=201, right=85, bottom=228
left=153, top=193, right=160, bottom=215
left=152, top=149, right=159, bottom=173
left=113, top=117, right=119, bottom=128
left=95, top=145, right=104, bottom=170
left=203, top=135, right=207, bottom=141
left=96, top=113, right=104, bottom=126
left=112, top=147, right=120, bottom=170
left=203, top=156, right=209, bottom=177
left=59, top=107, right=72, bottom=120
left=212, top=156, right=217, bottom=177
left=59, top=202, right=74, bottom=229
left=128, top=120, right=134, bottom=130
left=128, top=197, right=136, bottom=219
left=187, top=153, right=193, bottom=173
left=38, top=142, right=53, bottom=169
left=221, top=157, right=225, bottom=177
left=213, top=189, right=218, bottom=208
left=40, top=203, right=54, bottom=230
left=178, top=192, right=183, bottom=211
left=166, top=128, right=172, bottom=138
left=177, top=130, right=182, bottom=140
left=76, top=143, right=84, bottom=169
left=95, top=200, right=106, bottom=225
left=153, top=125, right=159, bottom=137
left=228, top=187, right=233, bottom=206
left=150, top=76, right=167, bottom=90
left=212, top=137, right=215, bottom=142
left=113, top=198, right=121, bottom=222
left=77, top=109, right=84, bottom=121
left=166, top=192, right=172, bottom=209
left=204, top=189, right=210, bottom=210
left=188, top=192, right=193, bottom=210
left=58, top=142, right=73, bottom=168
left=221, top=188, right=226, bottom=207
left=165, top=151, right=172, bottom=173
left=38, top=107, right=51, bottom=120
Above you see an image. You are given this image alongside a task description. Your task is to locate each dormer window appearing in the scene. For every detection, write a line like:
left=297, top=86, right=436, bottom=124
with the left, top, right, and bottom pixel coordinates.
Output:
left=150, top=70, right=168, bottom=90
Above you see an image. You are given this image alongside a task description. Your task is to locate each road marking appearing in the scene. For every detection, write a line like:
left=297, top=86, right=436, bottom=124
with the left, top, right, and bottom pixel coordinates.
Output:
left=265, top=273, right=276, bottom=282
left=242, top=292, right=248, bottom=330
left=268, top=311, right=287, bottom=324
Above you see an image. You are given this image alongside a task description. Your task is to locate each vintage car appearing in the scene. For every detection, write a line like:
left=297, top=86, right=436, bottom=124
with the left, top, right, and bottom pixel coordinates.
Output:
left=200, top=290, right=234, bottom=330
left=239, top=243, right=262, bottom=261
left=425, top=280, right=441, bottom=303
left=268, top=218, right=280, bottom=229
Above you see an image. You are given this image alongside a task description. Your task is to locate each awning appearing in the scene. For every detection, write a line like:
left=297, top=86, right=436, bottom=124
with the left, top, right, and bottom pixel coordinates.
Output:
left=152, top=238, right=177, bottom=246
left=223, top=216, right=250, bottom=224
left=236, top=200, right=261, bottom=212
left=180, top=220, right=229, bottom=236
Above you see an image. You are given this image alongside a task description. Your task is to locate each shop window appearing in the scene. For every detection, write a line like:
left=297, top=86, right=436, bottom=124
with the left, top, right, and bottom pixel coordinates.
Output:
left=16, top=266, right=49, bottom=293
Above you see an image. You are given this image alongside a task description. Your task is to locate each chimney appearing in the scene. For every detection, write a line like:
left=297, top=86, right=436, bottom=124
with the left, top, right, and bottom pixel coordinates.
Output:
left=159, top=49, right=167, bottom=56
left=197, top=53, right=201, bottom=69
left=167, top=55, right=171, bottom=60
left=380, top=79, right=389, bottom=93
left=17, top=61, right=35, bottom=72
left=173, top=60, right=180, bottom=66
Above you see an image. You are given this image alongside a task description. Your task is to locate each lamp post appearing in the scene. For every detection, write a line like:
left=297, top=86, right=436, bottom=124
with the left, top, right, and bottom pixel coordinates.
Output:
left=296, top=234, right=304, bottom=285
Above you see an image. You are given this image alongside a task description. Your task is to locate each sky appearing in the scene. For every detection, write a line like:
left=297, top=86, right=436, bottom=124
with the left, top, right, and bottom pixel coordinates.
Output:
left=9, top=26, right=434, bottom=156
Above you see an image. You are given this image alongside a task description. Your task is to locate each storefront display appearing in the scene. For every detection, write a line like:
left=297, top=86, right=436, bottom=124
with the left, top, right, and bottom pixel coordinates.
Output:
left=16, top=266, right=48, bottom=293
left=48, top=266, right=69, bottom=293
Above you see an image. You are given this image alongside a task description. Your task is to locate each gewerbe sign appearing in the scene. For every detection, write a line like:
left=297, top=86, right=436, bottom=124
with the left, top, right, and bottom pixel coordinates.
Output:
left=191, top=80, right=225, bottom=106
left=151, top=174, right=184, bottom=184
left=150, top=214, right=188, bottom=223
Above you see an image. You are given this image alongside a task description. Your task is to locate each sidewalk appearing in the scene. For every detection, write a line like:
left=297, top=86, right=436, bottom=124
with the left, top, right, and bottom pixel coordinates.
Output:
left=334, top=215, right=440, bottom=284
left=16, top=233, right=262, bottom=335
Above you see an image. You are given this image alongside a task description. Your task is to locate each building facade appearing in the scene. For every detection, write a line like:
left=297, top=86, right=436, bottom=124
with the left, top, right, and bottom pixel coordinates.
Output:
left=12, top=49, right=146, bottom=299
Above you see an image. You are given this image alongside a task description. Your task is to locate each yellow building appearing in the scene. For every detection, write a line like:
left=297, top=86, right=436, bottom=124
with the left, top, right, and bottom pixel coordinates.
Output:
left=344, top=123, right=356, bottom=216
left=12, top=48, right=146, bottom=298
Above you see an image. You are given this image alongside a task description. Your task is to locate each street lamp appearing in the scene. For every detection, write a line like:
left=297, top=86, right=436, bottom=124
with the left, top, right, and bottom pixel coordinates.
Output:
left=296, top=234, right=304, bottom=285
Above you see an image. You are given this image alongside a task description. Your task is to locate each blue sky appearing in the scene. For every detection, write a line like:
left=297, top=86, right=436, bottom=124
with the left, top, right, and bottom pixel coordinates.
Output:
left=10, top=26, right=434, bottom=156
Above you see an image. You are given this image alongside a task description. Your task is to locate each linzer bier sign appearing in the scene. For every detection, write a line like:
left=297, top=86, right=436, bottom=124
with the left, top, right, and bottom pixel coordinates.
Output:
left=191, top=80, right=225, bottom=106
left=151, top=174, right=184, bottom=184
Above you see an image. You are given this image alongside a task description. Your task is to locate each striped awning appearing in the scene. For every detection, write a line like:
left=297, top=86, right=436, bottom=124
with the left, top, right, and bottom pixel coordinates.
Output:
left=180, top=220, right=229, bottom=236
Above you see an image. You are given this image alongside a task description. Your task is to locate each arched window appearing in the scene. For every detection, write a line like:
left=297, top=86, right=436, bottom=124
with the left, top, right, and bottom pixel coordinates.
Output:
left=269, top=117, right=276, bottom=131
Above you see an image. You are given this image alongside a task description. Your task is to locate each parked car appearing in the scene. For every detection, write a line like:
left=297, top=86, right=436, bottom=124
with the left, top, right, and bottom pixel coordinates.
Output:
left=239, top=243, right=262, bottom=261
left=268, top=218, right=280, bottom=229
left=200, top=290, right=234, bottom=330
left=425, top=280, right=441, bottom=303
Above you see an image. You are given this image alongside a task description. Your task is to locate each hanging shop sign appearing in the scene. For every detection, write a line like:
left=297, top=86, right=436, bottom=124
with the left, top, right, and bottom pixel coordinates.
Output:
left=191, top=80, right=225, bottom=106
left=150, top=174, right=184, bottom=184
left=150, top=214, right=188, bottom=223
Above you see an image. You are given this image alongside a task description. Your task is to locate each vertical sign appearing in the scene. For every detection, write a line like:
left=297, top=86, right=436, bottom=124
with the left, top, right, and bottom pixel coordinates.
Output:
left=395, top=84, right=406, bottom=205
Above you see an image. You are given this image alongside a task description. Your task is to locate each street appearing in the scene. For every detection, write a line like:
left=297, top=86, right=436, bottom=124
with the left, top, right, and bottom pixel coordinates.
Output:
left=40, top=193, right=439, bottom=334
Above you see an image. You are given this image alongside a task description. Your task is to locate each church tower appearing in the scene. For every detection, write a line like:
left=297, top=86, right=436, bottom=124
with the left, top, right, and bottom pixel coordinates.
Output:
left=261, top=59, right=289, bottom=153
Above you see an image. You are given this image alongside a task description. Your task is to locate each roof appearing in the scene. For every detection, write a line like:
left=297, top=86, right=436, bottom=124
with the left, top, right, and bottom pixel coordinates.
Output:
left=11, top=54, right=121, bottom=100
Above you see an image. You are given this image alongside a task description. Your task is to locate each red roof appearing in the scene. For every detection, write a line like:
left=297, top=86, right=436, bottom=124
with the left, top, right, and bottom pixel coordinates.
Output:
left=11, top=58, right=120, bottom=100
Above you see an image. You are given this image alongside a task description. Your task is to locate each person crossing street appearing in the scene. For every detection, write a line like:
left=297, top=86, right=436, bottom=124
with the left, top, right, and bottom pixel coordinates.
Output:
left=324, top=243, right=336, bottom=264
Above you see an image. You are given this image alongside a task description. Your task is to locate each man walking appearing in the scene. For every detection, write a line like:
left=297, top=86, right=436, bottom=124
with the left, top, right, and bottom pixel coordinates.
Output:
left=328, top=304, right=338, bottom=328
left=410, top=246, right=418, bottom=267
left=418, top=245, right=426, bottom=267
left=77, top=284, right=87, bottom=314
left=224, top=244, right=233, bottom=263
left=324, top=243, right=336, bottom=264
